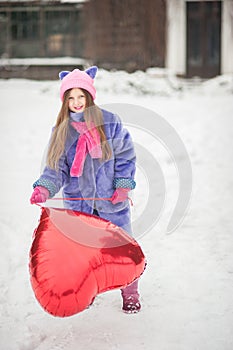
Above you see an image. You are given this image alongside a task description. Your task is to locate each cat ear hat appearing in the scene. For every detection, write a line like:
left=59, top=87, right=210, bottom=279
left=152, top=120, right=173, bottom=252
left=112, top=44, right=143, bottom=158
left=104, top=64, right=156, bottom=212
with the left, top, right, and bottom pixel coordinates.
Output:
left=59, top=66, right=98, bottom=101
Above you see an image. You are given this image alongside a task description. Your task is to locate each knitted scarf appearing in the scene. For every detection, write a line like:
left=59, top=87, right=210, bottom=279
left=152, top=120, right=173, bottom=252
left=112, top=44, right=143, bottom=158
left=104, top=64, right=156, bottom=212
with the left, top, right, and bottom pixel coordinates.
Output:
left=70, top=121, right=102, bottom=177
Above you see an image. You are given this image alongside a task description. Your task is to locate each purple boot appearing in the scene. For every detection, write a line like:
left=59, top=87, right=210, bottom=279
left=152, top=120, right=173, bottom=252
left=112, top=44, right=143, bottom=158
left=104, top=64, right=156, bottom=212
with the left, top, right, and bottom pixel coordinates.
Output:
left=121, top=279, right=141, bottom=314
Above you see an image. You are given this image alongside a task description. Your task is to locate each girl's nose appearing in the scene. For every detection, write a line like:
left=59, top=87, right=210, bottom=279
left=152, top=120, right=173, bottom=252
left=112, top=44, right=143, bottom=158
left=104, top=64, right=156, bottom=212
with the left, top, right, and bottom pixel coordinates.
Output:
left=74, top=98, right=81, bottom=105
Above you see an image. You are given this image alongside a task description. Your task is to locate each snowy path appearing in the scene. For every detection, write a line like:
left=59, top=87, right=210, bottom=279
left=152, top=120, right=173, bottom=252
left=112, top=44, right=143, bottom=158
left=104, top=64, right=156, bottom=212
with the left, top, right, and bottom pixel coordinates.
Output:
left=0, top=74, right=233, bottom=350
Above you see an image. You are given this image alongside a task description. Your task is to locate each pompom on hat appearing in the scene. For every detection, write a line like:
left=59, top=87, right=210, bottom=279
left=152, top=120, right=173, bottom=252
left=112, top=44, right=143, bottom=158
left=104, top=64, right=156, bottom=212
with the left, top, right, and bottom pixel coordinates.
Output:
left=59, top=66, right=98, bottom=101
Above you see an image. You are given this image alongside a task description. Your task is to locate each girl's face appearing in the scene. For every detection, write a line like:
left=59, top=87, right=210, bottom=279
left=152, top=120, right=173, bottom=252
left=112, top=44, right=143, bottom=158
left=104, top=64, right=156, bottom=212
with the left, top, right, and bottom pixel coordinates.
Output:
left=68, top=88, right=86, bottom=113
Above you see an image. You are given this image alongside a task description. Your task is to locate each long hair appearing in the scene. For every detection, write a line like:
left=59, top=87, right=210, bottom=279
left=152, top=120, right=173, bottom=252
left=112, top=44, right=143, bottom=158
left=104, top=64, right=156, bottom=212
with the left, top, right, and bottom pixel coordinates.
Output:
left=46, top=88, right=112, bottom=170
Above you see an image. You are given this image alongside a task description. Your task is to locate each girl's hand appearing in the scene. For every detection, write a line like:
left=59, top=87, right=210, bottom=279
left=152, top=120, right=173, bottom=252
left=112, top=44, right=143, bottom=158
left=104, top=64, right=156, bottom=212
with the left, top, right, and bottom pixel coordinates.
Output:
left=30, top=186, right=49, bottom=204
left=111, top=188, right=130, bottom=205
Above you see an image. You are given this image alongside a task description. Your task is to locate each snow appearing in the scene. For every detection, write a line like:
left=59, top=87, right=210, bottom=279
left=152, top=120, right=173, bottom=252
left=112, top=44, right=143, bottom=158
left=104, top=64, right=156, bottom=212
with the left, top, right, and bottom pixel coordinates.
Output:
left=0, top=69, right=233, bottom=350
left=0, top=57, right=90, bottom=67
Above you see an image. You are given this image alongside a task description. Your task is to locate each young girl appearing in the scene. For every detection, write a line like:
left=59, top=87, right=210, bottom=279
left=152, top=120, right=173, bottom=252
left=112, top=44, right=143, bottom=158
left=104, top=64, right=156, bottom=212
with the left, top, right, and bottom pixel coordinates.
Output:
left=30, top=66, right=141, bottom=313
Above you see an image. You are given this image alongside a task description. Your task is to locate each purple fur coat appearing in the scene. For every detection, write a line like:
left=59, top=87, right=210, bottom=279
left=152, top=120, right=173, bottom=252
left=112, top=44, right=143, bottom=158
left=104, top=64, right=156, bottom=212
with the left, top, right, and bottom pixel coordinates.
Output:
left=33, top=109, right=136, bottom=233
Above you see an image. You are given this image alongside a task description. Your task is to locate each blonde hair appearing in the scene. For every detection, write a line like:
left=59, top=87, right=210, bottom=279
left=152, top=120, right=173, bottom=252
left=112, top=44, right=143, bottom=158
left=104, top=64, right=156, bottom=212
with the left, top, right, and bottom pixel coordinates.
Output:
left=46, top=89, right=112, bottom=170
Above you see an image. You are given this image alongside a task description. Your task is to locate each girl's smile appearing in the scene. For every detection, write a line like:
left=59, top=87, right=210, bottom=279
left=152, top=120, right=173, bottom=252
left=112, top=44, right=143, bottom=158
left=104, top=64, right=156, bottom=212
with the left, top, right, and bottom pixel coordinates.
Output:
left=68, top=88, right=86, bottom=113
left=74, top=105, right=84, bottom=111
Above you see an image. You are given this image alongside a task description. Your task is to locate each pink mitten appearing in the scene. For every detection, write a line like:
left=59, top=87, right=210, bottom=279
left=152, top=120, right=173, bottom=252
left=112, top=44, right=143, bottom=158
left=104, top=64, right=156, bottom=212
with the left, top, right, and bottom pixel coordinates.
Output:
left=111, top=188, right=130, bottom=205
left=30, top=186, right=49, bottom=204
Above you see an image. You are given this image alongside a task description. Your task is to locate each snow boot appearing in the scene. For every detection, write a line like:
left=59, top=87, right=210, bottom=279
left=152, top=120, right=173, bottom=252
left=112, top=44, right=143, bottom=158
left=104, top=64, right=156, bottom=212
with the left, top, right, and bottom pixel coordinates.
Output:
left=122, top=295, right=141, bottom=314
left=121, top=279, right=141, bottom=314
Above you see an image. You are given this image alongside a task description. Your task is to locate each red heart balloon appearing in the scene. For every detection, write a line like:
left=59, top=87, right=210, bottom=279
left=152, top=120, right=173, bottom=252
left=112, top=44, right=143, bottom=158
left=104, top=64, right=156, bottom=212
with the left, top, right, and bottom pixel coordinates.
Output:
left=29, top=207, right=146, bottom=317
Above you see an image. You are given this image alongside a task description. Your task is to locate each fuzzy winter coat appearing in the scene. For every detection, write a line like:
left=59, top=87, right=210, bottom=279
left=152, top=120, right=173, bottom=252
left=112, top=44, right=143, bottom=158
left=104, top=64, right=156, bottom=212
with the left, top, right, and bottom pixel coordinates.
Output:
left=33, top=109, right=136, bottom=233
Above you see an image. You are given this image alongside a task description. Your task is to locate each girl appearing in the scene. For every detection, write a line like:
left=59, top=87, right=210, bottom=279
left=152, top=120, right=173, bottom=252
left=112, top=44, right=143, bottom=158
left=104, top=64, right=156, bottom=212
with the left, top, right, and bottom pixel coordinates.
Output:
left=30, top=66, right=141, bottom=313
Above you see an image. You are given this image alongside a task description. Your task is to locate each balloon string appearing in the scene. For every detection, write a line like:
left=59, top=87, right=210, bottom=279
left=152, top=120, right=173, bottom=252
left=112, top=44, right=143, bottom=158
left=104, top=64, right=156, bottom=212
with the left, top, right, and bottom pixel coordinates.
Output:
left=35, top=197, right=133, bottom=206
left=51, top=197, right=110, bottom=201
left=52, top=197, right=133, bottom=206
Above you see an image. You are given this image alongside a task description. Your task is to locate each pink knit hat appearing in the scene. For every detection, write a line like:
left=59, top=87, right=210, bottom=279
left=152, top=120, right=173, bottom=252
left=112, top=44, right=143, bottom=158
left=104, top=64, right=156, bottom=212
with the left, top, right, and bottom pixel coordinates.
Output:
left=59, top=66, right=98, bottom=101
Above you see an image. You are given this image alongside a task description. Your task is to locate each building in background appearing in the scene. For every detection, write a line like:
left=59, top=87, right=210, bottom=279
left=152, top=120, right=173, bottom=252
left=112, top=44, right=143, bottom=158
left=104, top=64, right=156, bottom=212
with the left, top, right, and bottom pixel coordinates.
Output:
left=0, top=0, right=232, bottom=79
left=0, top=0, right=86, bottom=78
left=0, top=0, right=85, bottom=58
left=81, top=0, right=166, bottom=72
left=166, top=0, right=233, bottom=78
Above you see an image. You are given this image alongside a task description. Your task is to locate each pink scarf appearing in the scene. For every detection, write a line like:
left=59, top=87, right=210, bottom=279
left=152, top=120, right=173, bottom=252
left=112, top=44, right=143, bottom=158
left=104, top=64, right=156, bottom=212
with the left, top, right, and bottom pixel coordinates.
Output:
left=70, top=121, right=102, bottom=177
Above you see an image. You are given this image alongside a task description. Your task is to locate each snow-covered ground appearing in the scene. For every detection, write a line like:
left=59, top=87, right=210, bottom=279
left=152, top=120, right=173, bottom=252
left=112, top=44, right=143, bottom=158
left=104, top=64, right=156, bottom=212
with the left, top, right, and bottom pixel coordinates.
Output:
left=0, top=69, right=233, bottom=350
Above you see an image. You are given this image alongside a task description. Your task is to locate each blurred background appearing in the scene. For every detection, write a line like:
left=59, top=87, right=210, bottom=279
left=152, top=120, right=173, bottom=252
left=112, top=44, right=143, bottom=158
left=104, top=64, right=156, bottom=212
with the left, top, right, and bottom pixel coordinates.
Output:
left=0, top=0, right=232, bottom=80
